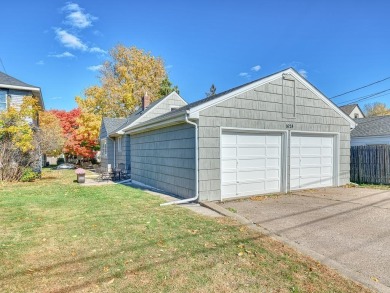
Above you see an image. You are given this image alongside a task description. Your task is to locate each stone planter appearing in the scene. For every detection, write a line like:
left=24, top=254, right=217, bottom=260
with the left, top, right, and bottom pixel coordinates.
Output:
left=77, top=173, right=85, bottom=183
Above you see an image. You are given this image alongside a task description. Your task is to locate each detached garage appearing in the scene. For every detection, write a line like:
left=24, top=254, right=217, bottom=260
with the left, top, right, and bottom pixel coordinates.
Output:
left=126, top=68, right=355, bottom=202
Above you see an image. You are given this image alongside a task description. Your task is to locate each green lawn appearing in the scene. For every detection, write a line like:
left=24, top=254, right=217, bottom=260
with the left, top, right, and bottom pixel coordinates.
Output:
left=0, top=169, right=369, bottom=292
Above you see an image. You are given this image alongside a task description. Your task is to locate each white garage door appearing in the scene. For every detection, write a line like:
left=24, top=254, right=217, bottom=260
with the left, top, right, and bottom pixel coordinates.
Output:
left=290, top=134, right=334, bottom=190
left=221, top=131, right=282, bottom=200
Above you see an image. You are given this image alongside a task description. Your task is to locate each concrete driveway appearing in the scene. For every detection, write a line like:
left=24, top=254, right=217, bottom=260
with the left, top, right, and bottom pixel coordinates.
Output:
left=220, top=187, right=390, bottom=291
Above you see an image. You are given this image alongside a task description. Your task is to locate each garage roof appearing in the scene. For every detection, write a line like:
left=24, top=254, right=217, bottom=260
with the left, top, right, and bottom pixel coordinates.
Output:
left=128, top=68, right=356, bottom=132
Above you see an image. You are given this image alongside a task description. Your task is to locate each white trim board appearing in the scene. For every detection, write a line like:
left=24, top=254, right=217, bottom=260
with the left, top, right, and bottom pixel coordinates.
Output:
left=188, top=68, right=356, bottom=129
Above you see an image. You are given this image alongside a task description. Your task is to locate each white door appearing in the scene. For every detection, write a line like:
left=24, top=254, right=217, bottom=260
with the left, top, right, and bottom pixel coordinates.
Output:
left=290, top=134, right=334, bottom=190
left=221, top=131, right=282, bottom=200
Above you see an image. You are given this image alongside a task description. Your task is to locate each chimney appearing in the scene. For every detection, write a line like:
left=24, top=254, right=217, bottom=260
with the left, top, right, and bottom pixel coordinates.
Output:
left=142, top=92, right=151, bottom=111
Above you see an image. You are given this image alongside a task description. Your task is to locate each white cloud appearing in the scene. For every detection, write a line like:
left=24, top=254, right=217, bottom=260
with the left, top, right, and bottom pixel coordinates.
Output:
left=49, top=51, right=75, bottom=58
left=62, top=2, right=97, bottom=29
left=298, top=69, right=308, bottom=78
left=165, top=64, right=173, bottom=69
left=87, top=65, right=103, bottom=71
left=251, top=65, right=261, bottom=72
left=36, top=60, right=45, bottom=65
left=239, top=72, right=250, bottom=78
left=51, top=96, right=63, bottom=100
left=55, top=28, right=87, bottom=51
left=89, top=47, right=107, bottom=54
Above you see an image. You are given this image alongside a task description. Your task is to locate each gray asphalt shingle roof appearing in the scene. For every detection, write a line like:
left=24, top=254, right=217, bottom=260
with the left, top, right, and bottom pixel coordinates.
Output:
left=339, top=104, right=358, bottom=115
left=104, top=94, right=173, bottom=136
left=352, top=116, right=390, bottom=137
left=102, top=117, right=128, bottom=135
left=0, top=71, right=38, bottom=88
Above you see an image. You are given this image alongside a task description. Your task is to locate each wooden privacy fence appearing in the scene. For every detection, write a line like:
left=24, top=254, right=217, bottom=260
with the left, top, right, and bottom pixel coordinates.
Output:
left=351, top=145, right=390, bottom=184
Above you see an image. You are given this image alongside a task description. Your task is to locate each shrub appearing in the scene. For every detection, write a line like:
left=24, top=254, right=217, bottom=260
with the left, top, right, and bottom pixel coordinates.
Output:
left=57, top=158, right=65, bottom=165
left=20, top=167, right=38, bottom=182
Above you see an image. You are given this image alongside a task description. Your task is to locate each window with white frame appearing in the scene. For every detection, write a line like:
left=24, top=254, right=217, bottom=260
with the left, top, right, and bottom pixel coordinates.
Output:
left=0, top=90, right=7, bottom=110
left=101, top=139, right=107, bottom=157
left=117, top=136, right=122, bottom=152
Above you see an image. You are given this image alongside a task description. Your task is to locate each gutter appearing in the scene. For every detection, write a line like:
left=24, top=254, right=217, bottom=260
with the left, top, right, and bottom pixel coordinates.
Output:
left=161, top=112, right=199, bottom=206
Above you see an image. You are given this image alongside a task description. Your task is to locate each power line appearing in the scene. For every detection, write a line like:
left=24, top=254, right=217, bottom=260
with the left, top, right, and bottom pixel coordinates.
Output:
left=331, top=76, right=390, bottom=100
left=338, top=88, right=390, bottom=106
left=0, top=58, right=6, bottom=73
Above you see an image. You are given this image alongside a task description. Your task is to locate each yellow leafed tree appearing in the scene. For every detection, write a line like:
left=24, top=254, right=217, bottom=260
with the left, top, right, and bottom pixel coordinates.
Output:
left=38, top=111, right=65, bottom=156
left=77, top=44, right=175, bottom=118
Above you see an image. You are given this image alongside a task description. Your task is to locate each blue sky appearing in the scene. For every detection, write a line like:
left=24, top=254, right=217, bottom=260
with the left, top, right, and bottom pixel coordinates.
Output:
left=1, top=0, right=390, bottom=111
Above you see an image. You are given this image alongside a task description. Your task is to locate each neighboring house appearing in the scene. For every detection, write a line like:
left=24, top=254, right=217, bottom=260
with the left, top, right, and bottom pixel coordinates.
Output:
left=0, top=71, right=44, bottom=125
left=351, top=116, right=390, bottom=146
left=99, top=91, right=187, bottom=170
left=339, top=104, right=365, bottom=119
left=114, top=68, right=355, bottom=202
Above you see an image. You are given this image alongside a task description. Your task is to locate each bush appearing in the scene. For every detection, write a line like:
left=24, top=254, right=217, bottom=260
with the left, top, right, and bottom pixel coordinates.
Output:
left=20, top=167, right=38, bottom=182
left=57, top=158, right=65, bottom=165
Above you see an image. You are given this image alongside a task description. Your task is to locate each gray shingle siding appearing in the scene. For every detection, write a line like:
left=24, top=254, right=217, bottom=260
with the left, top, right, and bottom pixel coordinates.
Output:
left=115, top=135, right=131, bottom=169
left=134, top=92, right=186, bottom=125
left=197, top=76, right=351, bottom=201
left=131, top=123, right=196, bottom=198
left=101, top=138, right=115, bottom=169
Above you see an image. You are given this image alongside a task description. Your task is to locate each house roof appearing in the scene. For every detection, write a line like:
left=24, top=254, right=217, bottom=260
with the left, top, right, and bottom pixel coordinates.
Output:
left=339, top=103, right=364, bottom=117
left=107, top=91, right=184, bottom=136
left=339, top=104, right=358, bottom=115
left=102, top=117, right=128, bottom=135
left=352, top=116, right=390, bottom=137
left=0, top=71, right=39, bottom=89
left=126, top=68, right=356, bottom=133
left=0, top=71, right=44, bottom=109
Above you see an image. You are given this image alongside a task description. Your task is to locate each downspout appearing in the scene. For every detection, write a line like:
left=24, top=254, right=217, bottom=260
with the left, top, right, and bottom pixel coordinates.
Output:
left=108, top=137, right=116, bottom=168
left=161, top=113, right=199, bottom=206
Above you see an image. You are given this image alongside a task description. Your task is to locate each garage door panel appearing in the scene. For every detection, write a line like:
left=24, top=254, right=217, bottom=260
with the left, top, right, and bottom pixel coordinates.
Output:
left=237, top=170, right=266, bottom=181
left=267, top=146, right=280, bottom=156
left=267, top=169, right=280, bottom=179
left=300, top=167, right=321, bottom=176
left=222, top=159, right=236, bottom=169
left=221, top=184, right=237, bottom=198
left=300, top=156, right=322, bottom=165
left=223, top=147, right=237, bottom=158
left=290, top=134, right=335, bottom=190
left=221, top=131, right=282, bottom=199
left=237, top=133, right=265, bottom=144
left=237, top=146, right=266, bottom=156
left=222, top=133, right=237, bottom=144
left=238, top=158, right=266, bottom=168
left=222, top=171, right=237, bottom=183
left=266, top=135, right=281, bottom=144
left=267, top=158, right=280, bottom=167
left=237, top=181, right=266, bottom=195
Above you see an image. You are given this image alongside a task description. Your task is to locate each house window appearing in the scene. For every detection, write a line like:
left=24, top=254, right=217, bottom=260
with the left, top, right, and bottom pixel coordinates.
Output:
left=170, top=106, right=179, bottom=111
left=117, top=136, right=122, bottom=152
left=0, top=90, right=7, bottom=110
left=354, top=113, right=359, bottom=118
left=101, top=139, right=107, bottom=157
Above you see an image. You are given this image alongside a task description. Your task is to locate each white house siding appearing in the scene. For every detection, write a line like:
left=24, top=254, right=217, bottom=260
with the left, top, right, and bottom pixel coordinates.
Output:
left=351, top=135, right=390, bottom=146
left=349, top=107, right=364, bottom=119
left=131, top=123, right=196, bottom=198
left=197, top=76, right=351, bottom=201
left=134, top=93, right=187, bottom=125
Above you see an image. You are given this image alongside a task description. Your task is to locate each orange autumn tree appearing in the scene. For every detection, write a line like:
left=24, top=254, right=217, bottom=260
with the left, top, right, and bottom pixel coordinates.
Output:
left=50, top=109, right=96, bottom=159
